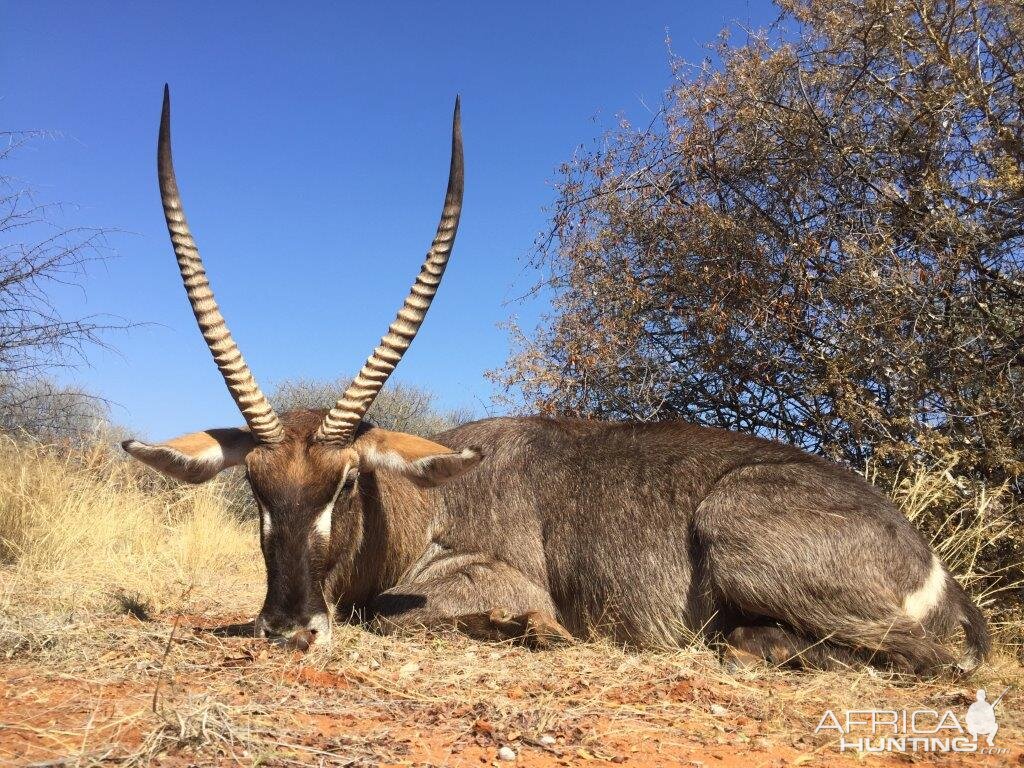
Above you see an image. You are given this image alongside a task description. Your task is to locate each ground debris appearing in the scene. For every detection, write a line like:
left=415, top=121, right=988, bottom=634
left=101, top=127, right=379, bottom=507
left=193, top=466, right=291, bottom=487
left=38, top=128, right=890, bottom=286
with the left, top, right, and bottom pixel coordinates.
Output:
left=2, top=573, right=1021, bottom=767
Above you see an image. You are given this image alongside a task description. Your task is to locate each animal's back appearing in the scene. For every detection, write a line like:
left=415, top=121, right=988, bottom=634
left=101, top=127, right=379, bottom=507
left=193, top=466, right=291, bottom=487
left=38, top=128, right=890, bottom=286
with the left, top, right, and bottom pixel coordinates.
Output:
left=430, top=416, right=983, bottom=667
left=433, top=418, right=901, bottom=642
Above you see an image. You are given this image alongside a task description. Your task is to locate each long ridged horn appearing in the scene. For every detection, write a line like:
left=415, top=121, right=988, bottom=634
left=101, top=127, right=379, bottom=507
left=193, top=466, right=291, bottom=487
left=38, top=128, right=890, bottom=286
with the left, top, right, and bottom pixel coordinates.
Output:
left=158, top=85, right=284, bottom=444
left=315, top=97, right=464, bottom=444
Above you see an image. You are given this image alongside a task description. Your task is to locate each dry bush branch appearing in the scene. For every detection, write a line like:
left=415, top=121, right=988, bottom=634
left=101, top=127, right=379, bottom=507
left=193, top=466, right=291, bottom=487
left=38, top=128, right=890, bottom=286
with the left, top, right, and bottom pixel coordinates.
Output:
left=495, top=0, right=1024, bottom=621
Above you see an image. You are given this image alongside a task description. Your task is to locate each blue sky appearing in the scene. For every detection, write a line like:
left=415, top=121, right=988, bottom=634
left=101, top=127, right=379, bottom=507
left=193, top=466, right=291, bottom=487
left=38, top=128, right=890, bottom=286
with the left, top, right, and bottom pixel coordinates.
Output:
left=3, top=1, right=776, bottom=439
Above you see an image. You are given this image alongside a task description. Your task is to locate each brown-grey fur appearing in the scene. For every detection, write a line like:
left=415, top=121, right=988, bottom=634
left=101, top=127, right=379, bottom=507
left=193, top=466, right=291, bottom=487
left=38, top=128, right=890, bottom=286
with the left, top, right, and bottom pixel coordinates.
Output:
left=263, top=411, right=988, bottom=674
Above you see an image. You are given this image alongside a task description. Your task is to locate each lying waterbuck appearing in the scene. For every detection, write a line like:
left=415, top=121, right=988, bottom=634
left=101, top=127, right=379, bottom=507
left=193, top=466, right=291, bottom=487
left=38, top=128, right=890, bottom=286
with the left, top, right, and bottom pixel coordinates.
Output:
left=124, top=87, right=989, bottom=674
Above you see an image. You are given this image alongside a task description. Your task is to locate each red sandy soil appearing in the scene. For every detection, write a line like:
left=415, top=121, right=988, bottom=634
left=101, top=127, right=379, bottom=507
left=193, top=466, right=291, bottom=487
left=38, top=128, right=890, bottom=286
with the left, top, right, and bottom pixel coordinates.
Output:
left=1, top=611, right=1020, bottom=767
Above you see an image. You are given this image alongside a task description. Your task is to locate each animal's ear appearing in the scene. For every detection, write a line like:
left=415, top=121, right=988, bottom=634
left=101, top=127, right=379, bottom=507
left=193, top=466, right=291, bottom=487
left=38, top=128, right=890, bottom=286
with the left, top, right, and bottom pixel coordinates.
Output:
left=122, top=428, right=256, bottom=484
left=355, top=429, right=483, bottom=488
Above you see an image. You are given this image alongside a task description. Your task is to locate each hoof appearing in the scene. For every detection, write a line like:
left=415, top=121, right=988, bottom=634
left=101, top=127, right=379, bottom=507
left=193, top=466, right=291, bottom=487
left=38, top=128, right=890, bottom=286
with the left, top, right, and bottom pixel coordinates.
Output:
left=523, top=611, right=574, bottom=649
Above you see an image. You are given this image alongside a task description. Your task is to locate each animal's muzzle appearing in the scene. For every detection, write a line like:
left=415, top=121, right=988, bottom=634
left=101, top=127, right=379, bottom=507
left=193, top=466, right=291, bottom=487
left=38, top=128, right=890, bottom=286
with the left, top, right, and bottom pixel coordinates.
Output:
left=255, top=612, right=332, bottom=648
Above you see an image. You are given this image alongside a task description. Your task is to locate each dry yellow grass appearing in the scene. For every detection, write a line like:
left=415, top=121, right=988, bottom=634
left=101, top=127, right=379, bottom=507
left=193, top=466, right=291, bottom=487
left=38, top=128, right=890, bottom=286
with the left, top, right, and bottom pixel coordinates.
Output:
left=1, top=436, right=1021, bottom=766
left=877, top=458, right=1024, bottom=650
left=0, top=436, right=257, bottom=618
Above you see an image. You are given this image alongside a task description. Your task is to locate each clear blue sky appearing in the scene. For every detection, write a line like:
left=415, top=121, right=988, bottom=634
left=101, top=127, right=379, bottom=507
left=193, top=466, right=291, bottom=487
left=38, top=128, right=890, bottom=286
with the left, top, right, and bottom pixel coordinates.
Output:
left=3, top=1, right=776, bottom=440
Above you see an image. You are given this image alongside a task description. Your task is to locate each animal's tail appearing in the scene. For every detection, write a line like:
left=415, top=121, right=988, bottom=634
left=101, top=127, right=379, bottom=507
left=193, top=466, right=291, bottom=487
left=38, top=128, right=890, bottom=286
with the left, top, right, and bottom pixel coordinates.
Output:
left=817, top=578, right=991, bottom=674
left=820, top=615, right=955, bottom=674
left=949, top=578, right=990, bottom=670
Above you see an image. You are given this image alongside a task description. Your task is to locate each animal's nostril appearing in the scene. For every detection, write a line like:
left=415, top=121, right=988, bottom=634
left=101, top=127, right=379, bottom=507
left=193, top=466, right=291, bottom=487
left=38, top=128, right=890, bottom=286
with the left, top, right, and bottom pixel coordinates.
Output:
left=258, top=612, right=328, bottom=645
left=287, top=629, right=315, bottom=652
left=259, top=614, right=299, bottom=639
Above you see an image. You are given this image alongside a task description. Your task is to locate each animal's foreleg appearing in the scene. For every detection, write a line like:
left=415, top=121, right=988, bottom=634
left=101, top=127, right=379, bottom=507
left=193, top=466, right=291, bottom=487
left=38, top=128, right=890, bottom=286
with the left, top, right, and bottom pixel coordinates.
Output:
left=370, top=553, right=572, bottom=648
left=455, top=608, right=573, bottom=648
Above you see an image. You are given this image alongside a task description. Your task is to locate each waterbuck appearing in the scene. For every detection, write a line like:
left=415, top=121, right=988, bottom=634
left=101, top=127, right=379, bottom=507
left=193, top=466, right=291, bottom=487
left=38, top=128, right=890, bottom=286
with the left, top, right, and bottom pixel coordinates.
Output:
left=124, top=87, right=989, bottom=674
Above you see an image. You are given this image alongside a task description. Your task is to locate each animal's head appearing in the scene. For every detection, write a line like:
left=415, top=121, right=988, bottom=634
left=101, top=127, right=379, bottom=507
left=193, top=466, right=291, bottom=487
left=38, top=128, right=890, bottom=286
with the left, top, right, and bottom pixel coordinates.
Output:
left=122, top=87, right=479, bottom=645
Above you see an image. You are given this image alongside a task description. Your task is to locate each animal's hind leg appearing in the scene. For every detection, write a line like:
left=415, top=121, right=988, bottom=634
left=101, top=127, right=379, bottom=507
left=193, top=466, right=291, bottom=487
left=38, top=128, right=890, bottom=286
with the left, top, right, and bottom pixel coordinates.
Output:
left=694, top=465, right=956, bottom=674
left=369, top=551, right=573, bottom=648
left=723, top=624, right=863, bottom=671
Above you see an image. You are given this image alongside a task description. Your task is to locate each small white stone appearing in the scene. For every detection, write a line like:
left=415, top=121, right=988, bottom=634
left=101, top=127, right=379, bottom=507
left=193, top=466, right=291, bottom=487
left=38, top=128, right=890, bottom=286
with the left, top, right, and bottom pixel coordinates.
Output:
left=710, top=703, right=729, bottom=716
left=368, top=658, right=381, bottom=670
left=539, top=734, right=556, bottom=746
left=497, top=746, right=517, bottom=761
left=398, top=661, right=420, bottom=677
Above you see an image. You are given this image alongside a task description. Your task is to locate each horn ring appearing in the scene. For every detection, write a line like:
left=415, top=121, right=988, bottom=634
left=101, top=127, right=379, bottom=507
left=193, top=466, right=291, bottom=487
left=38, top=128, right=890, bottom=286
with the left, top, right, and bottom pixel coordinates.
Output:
left=158, top=85, right=284, bottom=444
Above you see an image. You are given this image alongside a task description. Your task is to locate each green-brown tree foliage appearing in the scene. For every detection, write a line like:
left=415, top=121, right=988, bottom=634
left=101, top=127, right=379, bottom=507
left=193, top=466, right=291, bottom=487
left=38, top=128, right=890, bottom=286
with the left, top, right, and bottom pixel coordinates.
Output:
left=498, top=0, right=1024, bottom=489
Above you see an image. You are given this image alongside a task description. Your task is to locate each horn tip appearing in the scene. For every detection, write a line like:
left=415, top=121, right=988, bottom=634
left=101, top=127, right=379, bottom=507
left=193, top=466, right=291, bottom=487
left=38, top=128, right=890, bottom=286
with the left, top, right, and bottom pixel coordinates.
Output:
left=158, top=90, right=173, bottom=174
left=451, top=96, right=463, bottom=159
left=160, top=86, right=171, bottom=135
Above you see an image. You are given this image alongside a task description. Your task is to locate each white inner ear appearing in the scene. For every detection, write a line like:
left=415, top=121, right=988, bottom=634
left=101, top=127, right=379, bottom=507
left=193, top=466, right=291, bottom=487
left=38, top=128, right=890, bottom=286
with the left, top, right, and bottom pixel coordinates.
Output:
left=314, top=464, right=352, bottom=541
left=196, top=442, right=227, bottom=466
left=361, top=444, right=410, bottom=473
left=409, top=447, right=480, bottom=473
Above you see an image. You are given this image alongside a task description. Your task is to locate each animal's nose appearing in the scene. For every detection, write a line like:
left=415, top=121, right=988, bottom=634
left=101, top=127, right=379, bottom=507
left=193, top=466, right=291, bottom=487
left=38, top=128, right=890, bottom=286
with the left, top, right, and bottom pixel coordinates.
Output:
left=256, top=613, right=331, bottom=648
left=257, top=613, right=308, bottom=637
